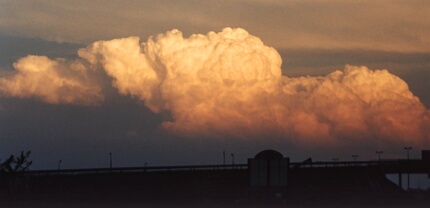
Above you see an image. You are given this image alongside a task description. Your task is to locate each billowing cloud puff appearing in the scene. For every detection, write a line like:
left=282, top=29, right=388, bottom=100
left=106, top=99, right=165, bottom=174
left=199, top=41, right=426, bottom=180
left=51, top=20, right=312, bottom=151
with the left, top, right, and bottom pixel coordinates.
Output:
left=0, top=55, right=103, bottom=105
left=280, top=66, right=430, bottom=144
left=78, top=28, right=282, bottom=113
left=1, top=28, right=429, bottom=145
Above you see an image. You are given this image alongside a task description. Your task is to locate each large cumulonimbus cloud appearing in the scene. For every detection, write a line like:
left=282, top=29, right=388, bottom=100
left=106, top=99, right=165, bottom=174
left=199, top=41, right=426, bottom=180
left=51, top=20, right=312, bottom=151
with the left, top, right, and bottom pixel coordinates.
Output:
left=1, top=28, right=429, bottom=145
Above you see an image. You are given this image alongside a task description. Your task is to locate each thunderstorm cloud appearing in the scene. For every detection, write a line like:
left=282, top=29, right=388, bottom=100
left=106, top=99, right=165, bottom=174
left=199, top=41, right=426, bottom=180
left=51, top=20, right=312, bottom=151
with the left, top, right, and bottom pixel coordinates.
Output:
left=1, top=28, right=429, bottom=146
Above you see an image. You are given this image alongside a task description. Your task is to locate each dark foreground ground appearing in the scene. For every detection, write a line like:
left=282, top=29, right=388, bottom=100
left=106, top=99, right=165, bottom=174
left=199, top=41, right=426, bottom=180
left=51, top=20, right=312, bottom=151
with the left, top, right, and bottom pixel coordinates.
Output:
left=1, top=166, right=430, bottom=207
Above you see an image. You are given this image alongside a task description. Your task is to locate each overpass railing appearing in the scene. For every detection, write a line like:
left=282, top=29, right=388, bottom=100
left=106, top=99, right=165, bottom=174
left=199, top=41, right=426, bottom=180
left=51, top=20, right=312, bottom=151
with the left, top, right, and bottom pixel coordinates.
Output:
left=28, top=159, right=429, bottom=176
left=29, top=164, right=248, bottom=176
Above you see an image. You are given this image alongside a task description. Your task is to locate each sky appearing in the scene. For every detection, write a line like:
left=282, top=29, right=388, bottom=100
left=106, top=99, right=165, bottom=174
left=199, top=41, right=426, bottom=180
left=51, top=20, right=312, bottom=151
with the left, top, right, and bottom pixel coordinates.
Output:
left=0, top=0, right=429, bottom=169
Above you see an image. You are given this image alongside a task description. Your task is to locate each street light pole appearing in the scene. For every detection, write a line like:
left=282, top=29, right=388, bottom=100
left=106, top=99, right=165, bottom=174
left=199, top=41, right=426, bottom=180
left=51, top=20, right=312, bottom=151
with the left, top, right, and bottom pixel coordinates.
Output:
left=404, top=147, right=412, bottom=190
left=404, top=147, right=412, bottom=160
left=376, top=151, right=383, bottom=161
left=352, top=155, right=359, bottom=162
left=223, top=151, right=225, bottom=166
left=332, top=158, right=339, bottom=167
left=109, top=152, right=112, bottom=170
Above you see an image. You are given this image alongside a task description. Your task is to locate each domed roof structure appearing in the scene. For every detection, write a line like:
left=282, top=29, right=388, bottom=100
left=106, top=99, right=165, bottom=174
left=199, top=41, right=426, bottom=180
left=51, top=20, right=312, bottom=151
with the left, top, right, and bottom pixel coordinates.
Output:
left=255, top=149, right=283, bottom=159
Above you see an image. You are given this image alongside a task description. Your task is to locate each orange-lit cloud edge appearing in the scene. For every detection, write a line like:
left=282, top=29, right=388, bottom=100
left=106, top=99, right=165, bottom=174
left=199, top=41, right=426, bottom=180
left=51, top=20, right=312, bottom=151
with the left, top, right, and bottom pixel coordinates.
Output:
left=1, top=28, right=429, bottom=146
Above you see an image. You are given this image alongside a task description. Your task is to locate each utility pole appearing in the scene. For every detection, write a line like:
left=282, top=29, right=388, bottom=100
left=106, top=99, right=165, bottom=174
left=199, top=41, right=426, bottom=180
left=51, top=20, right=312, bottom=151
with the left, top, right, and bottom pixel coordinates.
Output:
left=404, top=147, right=412, bottom=190
left=376, top=151, right=383, bottom=161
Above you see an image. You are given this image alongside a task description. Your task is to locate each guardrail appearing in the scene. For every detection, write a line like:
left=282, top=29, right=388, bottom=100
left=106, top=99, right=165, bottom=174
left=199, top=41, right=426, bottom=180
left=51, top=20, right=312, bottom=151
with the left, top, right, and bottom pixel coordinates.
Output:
left=292, top=160, right=397, bottom=168
left=29, top=164, right=248, bottom=176
left=27, top=159, right=429, bottom=176
left=291, top=159, right=430, bottom=174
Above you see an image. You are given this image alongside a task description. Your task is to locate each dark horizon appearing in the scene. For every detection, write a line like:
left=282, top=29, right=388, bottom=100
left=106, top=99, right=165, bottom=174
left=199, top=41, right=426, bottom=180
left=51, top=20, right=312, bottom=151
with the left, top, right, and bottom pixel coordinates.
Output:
left=2, top=149, right=430, bottom=207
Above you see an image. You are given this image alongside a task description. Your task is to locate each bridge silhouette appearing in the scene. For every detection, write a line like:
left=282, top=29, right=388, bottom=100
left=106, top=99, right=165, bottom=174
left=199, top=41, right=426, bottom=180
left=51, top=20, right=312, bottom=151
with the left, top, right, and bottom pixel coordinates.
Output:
left=7, top=156, right=430, bottom=206
left=29, top=159, right=430, bottom=176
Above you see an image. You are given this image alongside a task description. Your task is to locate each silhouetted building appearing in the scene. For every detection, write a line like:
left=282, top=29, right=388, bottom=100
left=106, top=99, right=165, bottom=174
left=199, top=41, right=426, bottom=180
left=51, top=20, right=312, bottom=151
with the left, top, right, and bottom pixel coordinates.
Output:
left=423, top=150, right=430, bottom=179
left=422, top=150, right=430, bottom=161
left=248, top=149, right=289, bottom=187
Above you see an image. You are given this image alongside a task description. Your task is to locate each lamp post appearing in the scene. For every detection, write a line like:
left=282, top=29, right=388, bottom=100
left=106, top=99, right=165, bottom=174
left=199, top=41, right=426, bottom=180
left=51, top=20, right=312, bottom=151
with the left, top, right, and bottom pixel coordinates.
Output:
left=109, top=152, right=112, bottom=169
left=404, top=147, right=412, bottom=160
left=231, top=153, right=235, bottom=166
left=404, top=147, right=412, bottom=190
left=332, top=158, right=339, bottom=167
left=352, top=155, right=359, bottom=162
left=223, top=151, right=226, bottom=166
left=376, top=151, right=383, bottom=161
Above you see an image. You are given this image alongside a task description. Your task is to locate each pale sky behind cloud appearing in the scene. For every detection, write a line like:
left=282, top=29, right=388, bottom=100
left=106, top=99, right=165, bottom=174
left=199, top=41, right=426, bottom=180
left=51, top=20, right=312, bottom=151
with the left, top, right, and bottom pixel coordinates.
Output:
left=1, top=0, right=430, bottom=52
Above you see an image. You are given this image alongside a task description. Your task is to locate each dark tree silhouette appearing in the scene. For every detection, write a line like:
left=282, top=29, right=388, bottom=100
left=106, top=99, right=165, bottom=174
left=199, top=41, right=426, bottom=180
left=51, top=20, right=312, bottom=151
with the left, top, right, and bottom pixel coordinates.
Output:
left=0, top=151, right=32, bottom=191
left=1, top=151, right=33, bottom=172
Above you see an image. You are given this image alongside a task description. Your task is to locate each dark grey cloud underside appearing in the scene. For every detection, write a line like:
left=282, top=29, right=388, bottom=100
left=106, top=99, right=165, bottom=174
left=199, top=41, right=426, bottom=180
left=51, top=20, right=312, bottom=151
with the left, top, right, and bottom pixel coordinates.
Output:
left=0, top=34, right=83, bottom=69
left=0, top=95, right=166, bottom=169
